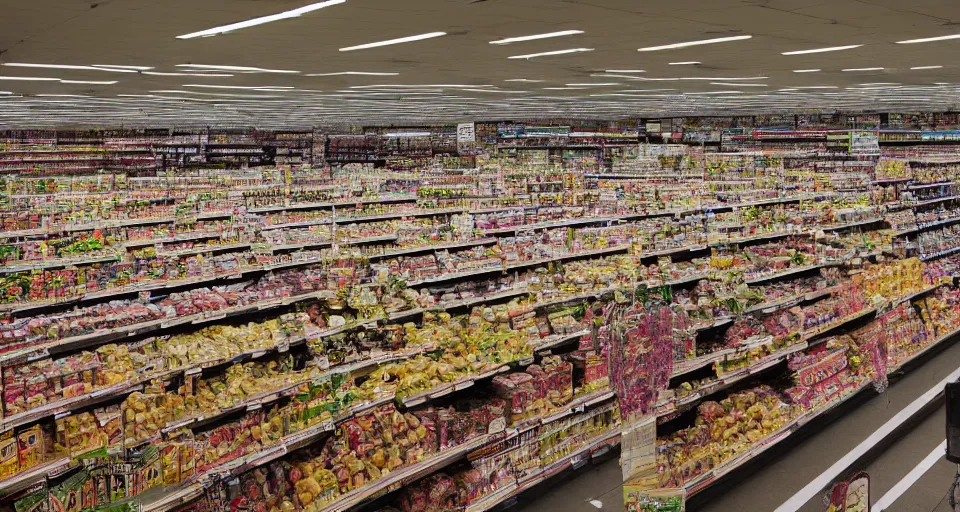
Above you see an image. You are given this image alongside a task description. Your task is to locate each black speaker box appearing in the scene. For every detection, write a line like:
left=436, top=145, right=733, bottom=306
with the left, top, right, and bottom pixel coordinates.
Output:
left=946, top=382, right=960, bottom=463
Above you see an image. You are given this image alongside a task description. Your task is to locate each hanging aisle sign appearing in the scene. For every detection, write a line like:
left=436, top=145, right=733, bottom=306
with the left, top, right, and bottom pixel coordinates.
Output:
left=850, top=131, right=879, bottom=154
left=457, top=123, right=476, bottom=143
left=457, top=122, right=478, bottom=156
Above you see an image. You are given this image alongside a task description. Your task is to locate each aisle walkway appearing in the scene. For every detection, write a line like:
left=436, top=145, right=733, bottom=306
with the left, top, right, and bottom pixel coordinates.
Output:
left=863, top=405, right=953, bottom=512
left=509, top=336, right=960, bottom=512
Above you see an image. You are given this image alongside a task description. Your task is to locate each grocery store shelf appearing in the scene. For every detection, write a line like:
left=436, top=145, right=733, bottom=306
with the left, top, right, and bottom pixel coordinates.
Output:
left=0, top=457, right=72, bottom=498
left=430, top=287, right=530, bottom=311
left=873, top=177, right=912, bottom=184
left=317, top=435, right=496, bottom=512
left=259, top=208, right=468, bottom=231
left=745, top=263, right=825, bottom=285
left=891, top=225, right=920, bottom=237
left=248, top=195, right=419, bottom=214
left=406, top=245, right=633, bottom=287
left=916, top=215, right=960, bottom=232
left=369, top=238, right=499, bottom=261
left=906, top=181, right=954, bottom=191
left=744, top=290, right=810, bottom=314
left=401, top=365, right=511, bottom=407
left=819, top=217, right=885, bottom=232
left=659, top=348, right=791, bottom=417
left=911, top=194, right=960, bottom=209
left=0, top=291, right=335, bottom=364
left=1, top=334, right=311, bottom=431
left=483, top=216, right=619, bottom=236
left=472, top=428, right=622, bottom=512
left=888, top=322, right=960, bottom=373
left=891, top=282, right=946, bottom=307
left=269, top=234, right=399, bottom=253
left=0, top=253, right=121, bottom=274
left=141, top=420, right=336, bottom=512
left=684, top=414, right=801, bottom=496
left=921, top=244, right=960, bottom=261
left=802, top=306, right=878, bottom=343
left=158, top=388, right=617, bottom=512
left=534, top=329, right=590, bottom=355
left=709, top=230, right=809, bottom=247
left=156, top=242, right=251, bottom=259
left=122, top=231, right=223, bottom=248
left=693, top=316, right=734, bottom=332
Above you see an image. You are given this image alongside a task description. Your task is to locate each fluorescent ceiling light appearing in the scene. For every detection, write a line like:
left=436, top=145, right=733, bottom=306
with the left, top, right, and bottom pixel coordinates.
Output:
left=590, top=74, right=649, bottom=79
left=92, top=65, right=153, bottom=70
left=36, top=94, right=90, bottom=97
left=789, top=86, right=838, bottom=89
left=793, top=69, right=821, bottom=73
left=711, top=82, right=766, bottom=86
left=3, top=63, right=97, bottom=71
left=339, top=32, right=446, bottom=51
left=142, top=71, right=233, bottom=77
left=680, top=76, right=767, bottom=81
left=669, top=61, right=700, bottom=65
left=588, top=93, right=671, bottom=98
left=176, top=64, right=300, bottom=73
left=508, top=48, right=594, bottom=59
left=61, top=80, right=118, bottom=84
left=177, top=0, right=345, bottom=39
left=182, top=84, right=294, bottom=90
left=859, top=82, right=899, bottom=85
left=683, top=90, right=743, bottom=95
left=605, top=69, right=644, bottom=73
left=897, top=34, right=960, bottom=44
left=781, top=44, right=862, bottom=55
left=566, top=83, right=619, bottom=86
left=842, top=67, right=884, bottom=72
left=0, top=76, right=60, bottom=81
left=150, top=90, right=283, bottom=98
left=542, top=87, right=588, bottom=90
left=3, top=63, right=135, bottom=75
left=0, top=91, right=12, bottom=95
left=384, top=131, right=432, bottom=137
left=637, top=35, right=751, bottom=52
left=911, top=65, right=943, bottom=70
left=504, top=79, right=544, bottom=82
left=305, top=71, right=399, bottom=76
left=348, top=84, right=491, bottom=89
left=489, top=30, right=583, bottom=45
left=462, top=89, right=527, bottom=93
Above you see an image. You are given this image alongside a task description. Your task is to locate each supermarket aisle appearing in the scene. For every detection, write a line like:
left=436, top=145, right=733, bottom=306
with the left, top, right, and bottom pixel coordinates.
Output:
left=862, top=404, right=953, bottom=512
left=509, top=335, right=960, bottom=512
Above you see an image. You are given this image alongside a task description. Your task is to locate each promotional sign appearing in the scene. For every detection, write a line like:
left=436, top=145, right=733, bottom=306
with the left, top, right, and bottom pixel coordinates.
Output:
left=850, top=131, right=880, bottom=154
left=456, top=123, right=476, bottom=143
left=826, top=472, right=869, bottom=512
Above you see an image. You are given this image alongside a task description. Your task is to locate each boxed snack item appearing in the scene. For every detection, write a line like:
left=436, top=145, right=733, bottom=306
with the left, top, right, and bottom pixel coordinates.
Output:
left=492, top=372, right=536, bottom=425
left=0, top=430, right=17, bottom=479
left=530, top=356, right=574, bottom=408
left=17, top=425, right=44, bottom=470
left=56, top=411, right=106, bottom=458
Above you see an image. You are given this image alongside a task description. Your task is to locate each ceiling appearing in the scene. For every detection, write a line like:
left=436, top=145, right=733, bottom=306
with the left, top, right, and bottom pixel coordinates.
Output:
left=3, top=0, right=960, bottom=128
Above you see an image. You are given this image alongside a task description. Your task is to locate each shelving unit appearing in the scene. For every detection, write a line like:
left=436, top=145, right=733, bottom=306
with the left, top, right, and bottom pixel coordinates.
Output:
left=3, top=118, right=960, bottom=512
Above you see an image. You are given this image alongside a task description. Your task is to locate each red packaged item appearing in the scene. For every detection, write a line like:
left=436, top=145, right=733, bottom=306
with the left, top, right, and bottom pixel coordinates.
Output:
left=492, top=373, right=536, bottom=425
